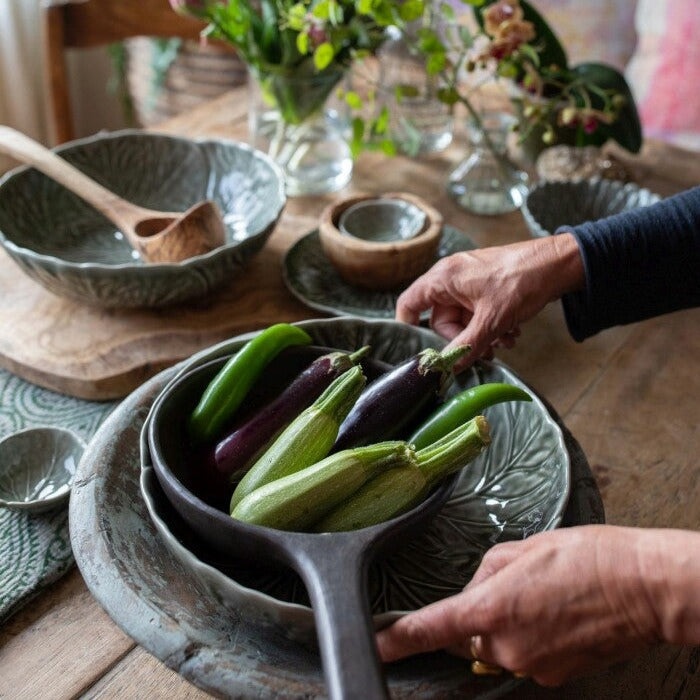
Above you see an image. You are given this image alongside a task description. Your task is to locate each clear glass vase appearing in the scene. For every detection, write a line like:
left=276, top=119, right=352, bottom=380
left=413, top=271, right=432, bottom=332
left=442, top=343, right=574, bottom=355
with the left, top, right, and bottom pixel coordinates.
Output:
left=377, top=25, right=453, bottom=156
left=247, top=68, right=353, bottom=196
left=448, top=112, right=529, bottom=215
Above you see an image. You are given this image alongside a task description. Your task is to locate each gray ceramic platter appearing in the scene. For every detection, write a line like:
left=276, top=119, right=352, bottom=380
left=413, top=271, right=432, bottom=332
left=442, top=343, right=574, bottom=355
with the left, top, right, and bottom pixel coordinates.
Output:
left=71, top=318, right=603, bottom=699
left=0, top=130, right=285, bottom=308
left=283, top=226, right=477, bottom=319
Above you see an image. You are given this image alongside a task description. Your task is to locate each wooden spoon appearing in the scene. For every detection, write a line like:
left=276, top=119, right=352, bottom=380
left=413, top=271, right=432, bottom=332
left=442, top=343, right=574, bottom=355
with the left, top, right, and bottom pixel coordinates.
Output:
left=0, top=126, right=227, bottom=263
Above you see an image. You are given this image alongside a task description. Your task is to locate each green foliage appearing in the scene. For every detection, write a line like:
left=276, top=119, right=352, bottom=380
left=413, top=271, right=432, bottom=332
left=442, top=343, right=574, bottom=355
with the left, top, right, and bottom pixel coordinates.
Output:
left=170, top=0, right=642, bottom=155
left=570, top=63, right=642, bottom=153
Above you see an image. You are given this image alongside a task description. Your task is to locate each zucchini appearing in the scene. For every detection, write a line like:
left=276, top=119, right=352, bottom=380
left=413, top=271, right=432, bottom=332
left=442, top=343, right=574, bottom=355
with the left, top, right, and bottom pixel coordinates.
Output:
left=231, top=441, right=414, bottom=531
left=229, top=365, right=366, bottom=511
left=314, top=416, right=491, bottom=532
left=311, top=463, right=428, bottom=532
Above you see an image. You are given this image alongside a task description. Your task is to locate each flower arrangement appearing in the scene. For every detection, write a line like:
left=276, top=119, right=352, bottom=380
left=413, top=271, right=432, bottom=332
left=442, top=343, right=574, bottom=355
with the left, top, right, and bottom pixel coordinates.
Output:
left=171, top=0, right=642, bottom=161
left=170, top=0, right=386, bottom=125
left=418, top=0, right=643, bottom=157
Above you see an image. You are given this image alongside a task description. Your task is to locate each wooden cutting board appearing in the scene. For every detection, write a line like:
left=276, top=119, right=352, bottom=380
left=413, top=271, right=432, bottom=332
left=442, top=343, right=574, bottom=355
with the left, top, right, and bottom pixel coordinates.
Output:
left=0, top=215, right=318, bottom=400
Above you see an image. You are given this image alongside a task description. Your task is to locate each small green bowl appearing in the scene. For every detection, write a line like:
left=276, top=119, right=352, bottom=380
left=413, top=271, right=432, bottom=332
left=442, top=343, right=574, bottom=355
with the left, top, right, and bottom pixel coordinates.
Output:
left=0, top=427, right=85, bottom=512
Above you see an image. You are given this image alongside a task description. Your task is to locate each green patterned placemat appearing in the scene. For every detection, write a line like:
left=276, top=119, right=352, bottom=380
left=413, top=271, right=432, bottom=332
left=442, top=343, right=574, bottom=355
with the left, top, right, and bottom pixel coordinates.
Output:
left=0, top=369, right=116, bottom=624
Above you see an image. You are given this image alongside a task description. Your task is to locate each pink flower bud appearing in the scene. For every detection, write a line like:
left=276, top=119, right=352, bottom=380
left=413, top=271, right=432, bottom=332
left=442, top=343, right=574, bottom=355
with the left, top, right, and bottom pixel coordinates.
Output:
left=308, top=23, right=329, bottom=48
left=583, top=116, right=598, bottom=134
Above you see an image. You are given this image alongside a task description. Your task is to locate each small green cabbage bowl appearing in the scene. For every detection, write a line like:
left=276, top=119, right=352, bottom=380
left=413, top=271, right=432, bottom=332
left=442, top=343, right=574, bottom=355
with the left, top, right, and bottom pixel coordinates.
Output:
left=0, top=130, right=285, bottom=308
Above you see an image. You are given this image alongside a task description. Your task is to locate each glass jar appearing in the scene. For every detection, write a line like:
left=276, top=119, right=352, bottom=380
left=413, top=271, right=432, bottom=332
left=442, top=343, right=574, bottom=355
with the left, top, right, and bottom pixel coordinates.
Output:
left=377, top=25, right=453, bottom=156
left=448, top=112, right=529, bottom=215
left=248, top=68, right=352, bottom=196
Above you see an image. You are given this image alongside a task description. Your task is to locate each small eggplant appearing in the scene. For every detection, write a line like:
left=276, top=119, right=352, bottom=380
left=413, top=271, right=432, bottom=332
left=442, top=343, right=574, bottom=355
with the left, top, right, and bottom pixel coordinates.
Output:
left=214, top=346, right=369, bottom=479
left=332, top=345, right=470, bottom=451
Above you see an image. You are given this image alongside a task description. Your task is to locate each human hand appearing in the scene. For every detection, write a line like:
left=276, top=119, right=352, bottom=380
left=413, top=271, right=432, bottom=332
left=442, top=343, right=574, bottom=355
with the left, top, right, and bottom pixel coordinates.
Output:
left=376, top=526, right=700, bottom=686
left=395, top=233, right=585, bottom=364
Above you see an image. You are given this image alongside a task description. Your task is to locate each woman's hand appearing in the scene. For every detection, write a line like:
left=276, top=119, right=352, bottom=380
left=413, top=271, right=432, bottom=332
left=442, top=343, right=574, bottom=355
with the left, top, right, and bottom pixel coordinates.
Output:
left=376, top=526, right=700, bottom=687
left=395, top=233, right=585, bottom=363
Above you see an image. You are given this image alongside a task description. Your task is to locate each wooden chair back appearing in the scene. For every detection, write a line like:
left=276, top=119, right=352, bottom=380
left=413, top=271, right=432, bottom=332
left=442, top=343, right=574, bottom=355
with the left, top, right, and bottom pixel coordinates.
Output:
left=43, top=0, right=206, bottom=143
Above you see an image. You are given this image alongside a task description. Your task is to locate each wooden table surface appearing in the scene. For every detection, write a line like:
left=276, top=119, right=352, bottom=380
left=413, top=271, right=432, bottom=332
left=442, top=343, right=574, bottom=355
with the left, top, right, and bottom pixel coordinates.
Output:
left=0, top=86, right=698, bottom=699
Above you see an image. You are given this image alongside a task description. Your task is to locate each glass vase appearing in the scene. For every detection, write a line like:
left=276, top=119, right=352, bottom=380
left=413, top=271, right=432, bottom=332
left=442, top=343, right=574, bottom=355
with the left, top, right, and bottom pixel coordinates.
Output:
left=247, top=68, right=352, bottom=196
left=448, top=112, right=529, bottom=215
left=377, top=25, right=453, bottom=156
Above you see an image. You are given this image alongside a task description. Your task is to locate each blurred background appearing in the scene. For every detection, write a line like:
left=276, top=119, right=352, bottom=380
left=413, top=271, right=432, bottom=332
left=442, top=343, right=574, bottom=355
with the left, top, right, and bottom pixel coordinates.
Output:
left=1, top=0, right=699, bottom=175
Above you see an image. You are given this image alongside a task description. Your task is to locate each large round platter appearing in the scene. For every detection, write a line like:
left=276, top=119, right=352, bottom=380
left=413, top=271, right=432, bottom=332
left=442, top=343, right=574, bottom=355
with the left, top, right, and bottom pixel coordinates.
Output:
left=71, top=318, right=604, bottom=699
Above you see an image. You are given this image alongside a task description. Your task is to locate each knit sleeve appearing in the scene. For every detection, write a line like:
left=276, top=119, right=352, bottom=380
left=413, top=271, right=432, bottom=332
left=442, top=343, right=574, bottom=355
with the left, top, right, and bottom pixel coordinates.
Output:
left=558, top=185, right=700, bottom=342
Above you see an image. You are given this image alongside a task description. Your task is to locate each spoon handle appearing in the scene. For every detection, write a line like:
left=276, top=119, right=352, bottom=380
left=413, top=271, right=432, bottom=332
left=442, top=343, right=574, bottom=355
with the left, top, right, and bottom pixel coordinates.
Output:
left=0, top=126, right=148, bottom=232
left=292, top=535, right=388, bottom=700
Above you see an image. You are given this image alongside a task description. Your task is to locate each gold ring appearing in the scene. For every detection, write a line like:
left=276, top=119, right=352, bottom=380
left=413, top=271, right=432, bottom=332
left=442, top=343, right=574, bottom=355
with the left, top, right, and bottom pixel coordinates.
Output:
left=471, top=660, right=503, bottom=676
left=513, top=671, right=529, bottom=679
left=468, top=635, right=504, bottom=676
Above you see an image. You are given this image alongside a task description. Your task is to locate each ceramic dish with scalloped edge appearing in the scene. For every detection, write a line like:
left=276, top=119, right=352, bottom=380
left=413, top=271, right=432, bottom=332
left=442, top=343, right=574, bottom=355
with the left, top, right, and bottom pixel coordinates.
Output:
left=139, top=318, right=571, bottom=647
left=521, top=176, right=661, bottom=238
left=0, top=130, right=285, bottom=308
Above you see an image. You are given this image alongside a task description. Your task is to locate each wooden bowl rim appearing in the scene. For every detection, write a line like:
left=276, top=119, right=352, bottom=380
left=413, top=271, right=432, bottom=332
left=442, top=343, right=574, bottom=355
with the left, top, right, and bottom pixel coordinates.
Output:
left=319, top=191, right=443, bottom=254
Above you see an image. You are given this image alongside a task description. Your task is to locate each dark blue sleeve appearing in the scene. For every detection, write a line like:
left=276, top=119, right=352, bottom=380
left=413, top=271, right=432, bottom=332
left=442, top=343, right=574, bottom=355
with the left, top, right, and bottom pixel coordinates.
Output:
left=558, top=185, right=700, bottom=342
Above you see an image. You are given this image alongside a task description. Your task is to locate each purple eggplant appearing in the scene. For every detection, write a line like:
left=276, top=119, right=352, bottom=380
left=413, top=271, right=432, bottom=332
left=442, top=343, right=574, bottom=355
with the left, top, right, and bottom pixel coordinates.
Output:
left=332, top=346, right=470, bottom=451
left=214, top=346, right=369, bottom=478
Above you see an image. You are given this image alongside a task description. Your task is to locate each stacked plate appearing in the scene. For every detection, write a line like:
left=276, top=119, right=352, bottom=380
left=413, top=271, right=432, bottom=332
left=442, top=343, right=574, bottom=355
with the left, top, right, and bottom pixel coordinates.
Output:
left=69, top=318, right=597, bottom=699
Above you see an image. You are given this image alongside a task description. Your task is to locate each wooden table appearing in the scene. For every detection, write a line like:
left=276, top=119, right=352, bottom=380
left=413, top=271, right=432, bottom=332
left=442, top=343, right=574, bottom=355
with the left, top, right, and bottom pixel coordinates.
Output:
left=0, top=86, right=698, bottom=699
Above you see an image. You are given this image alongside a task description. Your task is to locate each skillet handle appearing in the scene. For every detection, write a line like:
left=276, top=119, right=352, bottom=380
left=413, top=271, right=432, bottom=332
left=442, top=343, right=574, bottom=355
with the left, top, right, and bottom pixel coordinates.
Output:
left=292, top=535, right=388, bottom=700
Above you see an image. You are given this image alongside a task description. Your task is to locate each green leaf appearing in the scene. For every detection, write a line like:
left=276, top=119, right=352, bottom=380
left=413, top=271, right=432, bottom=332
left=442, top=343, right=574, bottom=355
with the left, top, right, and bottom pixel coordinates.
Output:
left=518, top=43, right=540, bottom=68
left=440, top=2, right=455, bottom=20
left=458, top=25, right=473, bottom=48
left=345, top=90, right=363, bottom=109
left=352, top=48, right=371, bottom=60
left=287, top=3, right=307, bottom=31
left=436, top=87, right=459, bottom=105
left=351, top=116, right=365, bottom=158
left=399, top=0, right=424, bottom=22
left=313, top=0, right=330, bottom=20
left=497, top=61, right=518, bottom=79
left=379, top=139, right=397, bottom=156
left=418, top=28, right=443, bottom=54
left=375, top=105, right=390, bottom=134
left=352, top=116, right=365, bottom=141
left=296, top=31, right=309, bottom=55
left=328, top=0, right=344, bottom=24
left=426, top=52, right=446, bottom=75
left=394, top=84, right=420, bottom=103
left=313, top=42, right=335, bottom=70
left=372, top=0, right=396, bottom=26
left=571, top=62, right=642, bottom=153
left=357, top=0, right=373, bottom=14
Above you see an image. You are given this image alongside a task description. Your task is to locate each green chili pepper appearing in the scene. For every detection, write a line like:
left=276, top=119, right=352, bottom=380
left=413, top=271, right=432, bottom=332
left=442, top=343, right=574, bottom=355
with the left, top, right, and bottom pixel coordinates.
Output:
left=408, top=383, right=532, bottom=450
left=189, top=323, right=312, bottom=444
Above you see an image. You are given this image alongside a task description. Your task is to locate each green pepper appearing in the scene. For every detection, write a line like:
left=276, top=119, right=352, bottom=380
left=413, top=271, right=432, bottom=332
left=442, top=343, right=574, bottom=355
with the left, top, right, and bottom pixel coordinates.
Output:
left=408, top=383, right=532, bottom=450
left=189, top=323, right=312, bottom=444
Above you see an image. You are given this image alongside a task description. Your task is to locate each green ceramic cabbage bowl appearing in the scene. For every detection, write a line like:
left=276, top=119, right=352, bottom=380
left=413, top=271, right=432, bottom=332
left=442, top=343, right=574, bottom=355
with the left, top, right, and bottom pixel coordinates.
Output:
left=0, top=130, right=285, bottom=308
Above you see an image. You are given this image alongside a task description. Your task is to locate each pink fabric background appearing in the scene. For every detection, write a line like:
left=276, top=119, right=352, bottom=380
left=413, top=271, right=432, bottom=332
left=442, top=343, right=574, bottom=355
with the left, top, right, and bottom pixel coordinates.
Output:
left=625, top=0, right=700, bottom=149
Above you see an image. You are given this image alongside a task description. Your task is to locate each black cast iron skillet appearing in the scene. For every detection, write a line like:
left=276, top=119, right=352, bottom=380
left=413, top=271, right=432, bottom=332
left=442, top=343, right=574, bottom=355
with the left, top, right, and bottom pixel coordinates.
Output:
left=146, top=347, right=457, bottom=700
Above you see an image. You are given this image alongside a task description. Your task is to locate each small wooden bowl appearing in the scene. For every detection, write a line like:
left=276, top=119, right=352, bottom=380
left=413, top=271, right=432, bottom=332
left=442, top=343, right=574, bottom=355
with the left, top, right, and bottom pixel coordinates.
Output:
left=319, top=192, right=443, bottom=291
